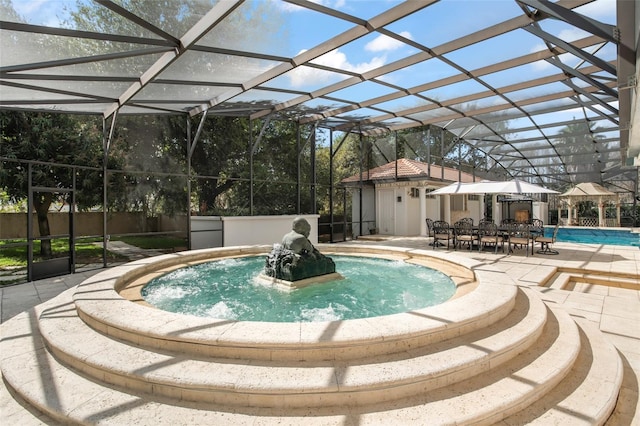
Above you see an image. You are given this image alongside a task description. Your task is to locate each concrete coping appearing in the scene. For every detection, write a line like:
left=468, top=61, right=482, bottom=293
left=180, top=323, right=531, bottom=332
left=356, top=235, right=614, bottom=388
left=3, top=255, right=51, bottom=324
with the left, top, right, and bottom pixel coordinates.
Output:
left=72, top=244, right=517, bottom=356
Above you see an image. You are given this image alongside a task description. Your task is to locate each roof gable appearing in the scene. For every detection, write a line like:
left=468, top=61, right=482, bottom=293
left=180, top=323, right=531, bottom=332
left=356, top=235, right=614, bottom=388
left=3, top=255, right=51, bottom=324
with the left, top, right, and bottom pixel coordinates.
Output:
left=340, top=159, right=477, bottom=185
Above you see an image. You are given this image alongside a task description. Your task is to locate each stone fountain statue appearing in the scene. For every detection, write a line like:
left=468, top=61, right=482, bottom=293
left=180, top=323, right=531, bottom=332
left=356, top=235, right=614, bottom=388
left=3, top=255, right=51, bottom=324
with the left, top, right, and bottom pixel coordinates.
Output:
left=263, top=217, right=338, bottom=286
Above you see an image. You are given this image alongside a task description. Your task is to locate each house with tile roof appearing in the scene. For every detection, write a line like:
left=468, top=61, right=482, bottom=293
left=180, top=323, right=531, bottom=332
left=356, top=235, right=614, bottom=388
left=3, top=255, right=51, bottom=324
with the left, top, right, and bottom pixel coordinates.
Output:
left=340, top=159, right=484, bottom=237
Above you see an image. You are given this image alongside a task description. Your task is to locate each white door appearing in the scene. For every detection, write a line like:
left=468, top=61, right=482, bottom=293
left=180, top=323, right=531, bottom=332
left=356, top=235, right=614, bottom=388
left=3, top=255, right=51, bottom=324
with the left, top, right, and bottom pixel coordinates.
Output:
left=378, top=189, right=395, bottom=234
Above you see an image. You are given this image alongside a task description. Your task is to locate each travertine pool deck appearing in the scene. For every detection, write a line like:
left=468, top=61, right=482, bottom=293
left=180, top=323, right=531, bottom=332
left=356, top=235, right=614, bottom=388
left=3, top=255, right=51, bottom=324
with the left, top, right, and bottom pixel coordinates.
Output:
left=1, top=237, right=638, bottom=425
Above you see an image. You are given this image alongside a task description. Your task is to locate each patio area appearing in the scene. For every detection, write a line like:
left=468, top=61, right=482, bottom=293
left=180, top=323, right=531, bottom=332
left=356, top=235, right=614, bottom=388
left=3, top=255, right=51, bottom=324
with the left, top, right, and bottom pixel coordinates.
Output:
left=1, top=0, right=638, bottom=422
left=1, top=238, right=638, bottom=425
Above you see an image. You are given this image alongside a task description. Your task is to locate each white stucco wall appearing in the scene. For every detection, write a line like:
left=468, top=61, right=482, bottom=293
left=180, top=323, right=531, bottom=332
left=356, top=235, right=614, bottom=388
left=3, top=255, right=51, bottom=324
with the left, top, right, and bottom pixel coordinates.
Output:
left=351, top=182, right=503, bottom=237
left=532, top=202, right=549, bottom=223
left=221, top=215, right=320, bottom=247
left=425, top=196, right=440, bottom=222
left=467, top=198, right=483, bottom=223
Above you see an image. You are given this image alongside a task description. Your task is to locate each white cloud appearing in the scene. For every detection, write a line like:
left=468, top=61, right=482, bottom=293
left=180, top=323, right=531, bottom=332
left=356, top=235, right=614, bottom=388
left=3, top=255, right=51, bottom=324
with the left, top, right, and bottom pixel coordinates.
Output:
left=277, top=0, right=347, bottom=13
left=529, top=60, right=553, bottom=72
left=528, top=42, right=554, bottom=71
left=289, top=49, right=386, bottom=88
left=13, top=0, right=48, bottom=16
left=365, top=31, right=413, bottom=52
left=527, top=27, right=593, bottom=71
left=311, top=49, right=386, bottom=73
left=12, top=0, right=63, bottom=27
left=557, top=28, right=590, bottom=43
left=276, top=2, right=304, bottom=12
left=575, top=0, right=616, bottom=21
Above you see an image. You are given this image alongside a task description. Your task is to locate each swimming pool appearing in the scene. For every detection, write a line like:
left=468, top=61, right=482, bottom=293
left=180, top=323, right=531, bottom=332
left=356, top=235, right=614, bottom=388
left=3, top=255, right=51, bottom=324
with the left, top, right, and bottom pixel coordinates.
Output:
left=549, top=227, right=640, bottom=247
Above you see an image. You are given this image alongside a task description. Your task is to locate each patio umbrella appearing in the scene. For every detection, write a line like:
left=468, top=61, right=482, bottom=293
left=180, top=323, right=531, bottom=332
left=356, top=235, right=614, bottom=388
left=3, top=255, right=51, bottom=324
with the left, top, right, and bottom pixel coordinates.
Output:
left=429, top=182, right=482, bottom=194
left=430, top=179, right=558, bottom=195
left=483, top=180, right=559, bottom=194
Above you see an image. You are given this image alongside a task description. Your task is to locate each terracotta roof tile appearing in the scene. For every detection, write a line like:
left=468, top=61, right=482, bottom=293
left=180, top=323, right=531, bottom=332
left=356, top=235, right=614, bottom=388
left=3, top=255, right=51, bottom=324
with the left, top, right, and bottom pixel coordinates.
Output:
left=341, top=159, right=476, bottom=184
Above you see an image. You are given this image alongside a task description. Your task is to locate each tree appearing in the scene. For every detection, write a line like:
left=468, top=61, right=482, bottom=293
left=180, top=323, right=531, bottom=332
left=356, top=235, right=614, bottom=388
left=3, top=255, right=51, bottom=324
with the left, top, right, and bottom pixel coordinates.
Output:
left=187, top=116, right=250, bottom=214
left=61, top=0, right=290, bottom=216
left=0, top=111, right=105, bottom=256
left=554, top=120, right=606, bottom=183
left=105, top=115, right=189, bottom=219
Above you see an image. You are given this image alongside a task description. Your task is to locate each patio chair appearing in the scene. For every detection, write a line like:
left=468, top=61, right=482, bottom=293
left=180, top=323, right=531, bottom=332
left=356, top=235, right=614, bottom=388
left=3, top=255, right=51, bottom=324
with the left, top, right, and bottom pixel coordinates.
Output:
left=426, top=218, right=434, bottom=237
left=432, top=220, right=453, bottom=250
left=537, top=223, right=560, bottom=255
left=530, top=219, right=544, bottom=240
left=453, top=220, right=477, bottom=251
left=507, top=222, right=532, bottom=256
left=426, top=218, right=442, bottom=247
left=478, top=221, right=504, bottom=254
left=501, top=218, right=515, bottom=226
left=459, top=217, right=474, bottom=225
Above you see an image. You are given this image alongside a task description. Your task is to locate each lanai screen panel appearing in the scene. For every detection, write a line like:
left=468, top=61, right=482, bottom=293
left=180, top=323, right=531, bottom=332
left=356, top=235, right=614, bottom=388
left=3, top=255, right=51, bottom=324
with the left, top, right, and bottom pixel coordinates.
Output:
left=0, top=0, right=633, bottom=190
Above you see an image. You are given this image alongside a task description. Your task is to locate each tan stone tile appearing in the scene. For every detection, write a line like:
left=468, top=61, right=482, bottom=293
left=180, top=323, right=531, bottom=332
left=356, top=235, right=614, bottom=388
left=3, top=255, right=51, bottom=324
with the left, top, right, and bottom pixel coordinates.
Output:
left=566, top=291, right=605, bottom=305
left=573, top=282, right=609, bottom=295
left=602, top=333, right=640, bottom=358
left=600, top=313, right=640, bottom=339
left=534, top=288, right=570, bottom=306
left=608, top=287, right=640, bottom=298
left=566, top=308, right=602, bottom=324
left=602, top=296, right=640, bottom=320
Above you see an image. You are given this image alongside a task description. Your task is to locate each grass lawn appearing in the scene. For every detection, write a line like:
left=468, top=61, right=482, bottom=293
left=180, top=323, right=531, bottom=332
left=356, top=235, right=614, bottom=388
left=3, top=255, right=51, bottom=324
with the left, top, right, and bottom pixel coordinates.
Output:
left=0, top=235, right=187, bottom=270
left=117, top=235, right=187, bottom=250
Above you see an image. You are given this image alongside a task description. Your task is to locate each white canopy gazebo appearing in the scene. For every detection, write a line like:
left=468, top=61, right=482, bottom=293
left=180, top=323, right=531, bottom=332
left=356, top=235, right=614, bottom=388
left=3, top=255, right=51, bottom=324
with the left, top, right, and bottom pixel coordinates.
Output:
left=559, top=183, right=619, bottom=227
left=430, top=180, right=558, bottom=224
left=430, top=180, right=558, bottom=195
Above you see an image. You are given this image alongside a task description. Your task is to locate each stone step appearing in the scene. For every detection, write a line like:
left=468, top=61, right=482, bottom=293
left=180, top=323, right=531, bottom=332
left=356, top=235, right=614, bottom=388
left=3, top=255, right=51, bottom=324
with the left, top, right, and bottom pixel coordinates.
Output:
left=342, top=304, right=583, bottom=425
left=500, top=316, right=622, bottom=425
left=72, top=264, right=518, bottom=362
left=37, top=287, right=546, bottom=408
left=1, top=293, right=593, bottom=425
left=544, top=270, right=640, bottom=291
left=547, top=271, right=573, bottom=289
left=534, top=266, right=560, bottom=288
left=570, top=273, right=640, bottom=289
left=560, top=267, right=639, bottom=283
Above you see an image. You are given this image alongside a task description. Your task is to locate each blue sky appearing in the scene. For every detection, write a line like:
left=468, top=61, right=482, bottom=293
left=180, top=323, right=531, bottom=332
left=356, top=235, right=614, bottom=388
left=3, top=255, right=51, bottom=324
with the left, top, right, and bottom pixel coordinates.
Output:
left=8, top=0, right=617, bottom=74
left=10, top=0, right=75, bottom=27
left=280, top=0, right=616, bottom=89
left=5, top=0, right=619, bottom=132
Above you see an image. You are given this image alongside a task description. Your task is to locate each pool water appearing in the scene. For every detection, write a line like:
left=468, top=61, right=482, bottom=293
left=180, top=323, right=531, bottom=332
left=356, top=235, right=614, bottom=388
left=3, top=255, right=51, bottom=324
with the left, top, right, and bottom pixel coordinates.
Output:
left=551, top=227, right=640, bottom=247
left=141, top=255, right=456, bottom=322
